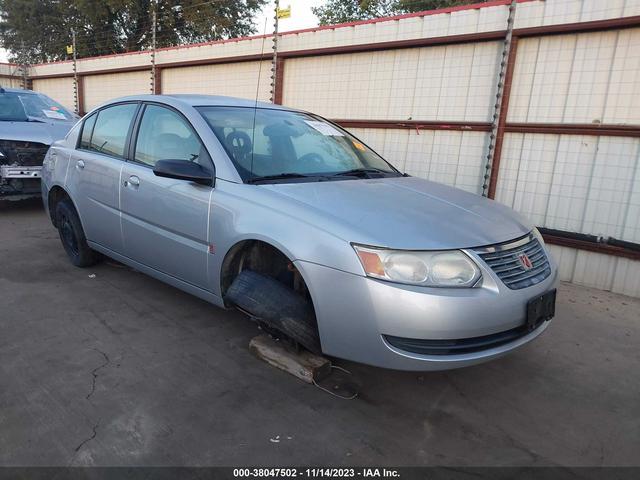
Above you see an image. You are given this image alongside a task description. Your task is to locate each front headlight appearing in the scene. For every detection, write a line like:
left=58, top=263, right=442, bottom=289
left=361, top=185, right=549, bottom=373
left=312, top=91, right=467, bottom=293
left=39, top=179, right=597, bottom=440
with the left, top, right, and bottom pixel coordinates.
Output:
left=353, top=245, right=482, bottom=288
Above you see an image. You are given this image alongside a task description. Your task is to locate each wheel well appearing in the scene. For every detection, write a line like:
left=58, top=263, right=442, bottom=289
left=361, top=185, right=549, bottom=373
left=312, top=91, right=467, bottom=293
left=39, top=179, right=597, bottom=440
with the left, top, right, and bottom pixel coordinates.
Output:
left=48, top=186, right=71, bottom=228
left=221, top=240, right=313, bottom=307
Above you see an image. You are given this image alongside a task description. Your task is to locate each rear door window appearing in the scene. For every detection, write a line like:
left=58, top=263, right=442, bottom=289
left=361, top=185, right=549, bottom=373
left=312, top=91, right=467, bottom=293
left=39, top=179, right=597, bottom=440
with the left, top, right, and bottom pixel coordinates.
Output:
left=88, top=103, right=138, bottom=158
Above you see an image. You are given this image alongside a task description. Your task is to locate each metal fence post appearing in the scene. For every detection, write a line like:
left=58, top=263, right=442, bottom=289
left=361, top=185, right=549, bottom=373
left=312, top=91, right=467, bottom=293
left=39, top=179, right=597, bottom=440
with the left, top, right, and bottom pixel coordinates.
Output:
left=482, top=0, right=518, bottom=199
left=20, top=40, right=29, bottom=90
left=151, top=0, right=157, bottom=94
left=72, top=29, right=79, bottom=114
left=270, top=0, right=280, bottom=104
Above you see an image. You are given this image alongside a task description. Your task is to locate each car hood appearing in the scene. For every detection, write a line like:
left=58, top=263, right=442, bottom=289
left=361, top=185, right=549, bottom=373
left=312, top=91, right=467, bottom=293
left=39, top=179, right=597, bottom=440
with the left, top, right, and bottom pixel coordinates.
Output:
left=0, top=120, right=75, bottom=145
left=262, top=176, right=532, bottom=250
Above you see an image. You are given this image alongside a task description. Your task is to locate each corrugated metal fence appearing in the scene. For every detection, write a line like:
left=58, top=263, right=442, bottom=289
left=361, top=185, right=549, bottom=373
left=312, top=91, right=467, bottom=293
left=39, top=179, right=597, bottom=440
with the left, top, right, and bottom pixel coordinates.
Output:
left=2, top=0, right=640, bottom=297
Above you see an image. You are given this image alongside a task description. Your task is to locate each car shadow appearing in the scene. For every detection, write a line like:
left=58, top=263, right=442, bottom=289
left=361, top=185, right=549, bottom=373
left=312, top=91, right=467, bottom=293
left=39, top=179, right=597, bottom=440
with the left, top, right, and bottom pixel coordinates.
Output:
left=0, top=196, right=44, bottom=213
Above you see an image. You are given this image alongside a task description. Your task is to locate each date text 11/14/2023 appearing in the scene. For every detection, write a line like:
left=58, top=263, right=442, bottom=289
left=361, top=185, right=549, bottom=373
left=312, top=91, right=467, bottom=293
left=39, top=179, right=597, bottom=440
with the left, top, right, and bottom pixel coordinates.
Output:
left=233, top=468, right=401, bottom=478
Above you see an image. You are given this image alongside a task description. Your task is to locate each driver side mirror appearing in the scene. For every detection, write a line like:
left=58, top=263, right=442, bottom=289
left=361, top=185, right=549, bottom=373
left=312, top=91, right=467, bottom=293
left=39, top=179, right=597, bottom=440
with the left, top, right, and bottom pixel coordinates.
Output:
left=153, top=159, right=214, bottom=186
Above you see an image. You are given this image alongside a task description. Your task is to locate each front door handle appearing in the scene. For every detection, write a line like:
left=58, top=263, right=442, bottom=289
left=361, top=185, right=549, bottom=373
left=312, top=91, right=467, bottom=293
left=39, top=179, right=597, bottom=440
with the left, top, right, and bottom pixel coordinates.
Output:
left=124, top=175, right=140, bottom=188
left=76, top=160, right=85, bottom=170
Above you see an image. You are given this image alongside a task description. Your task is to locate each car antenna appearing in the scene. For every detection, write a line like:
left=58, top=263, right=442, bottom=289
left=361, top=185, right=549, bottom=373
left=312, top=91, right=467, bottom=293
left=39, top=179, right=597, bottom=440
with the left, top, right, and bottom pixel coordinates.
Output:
left=250, top=16, right=270, bottom=183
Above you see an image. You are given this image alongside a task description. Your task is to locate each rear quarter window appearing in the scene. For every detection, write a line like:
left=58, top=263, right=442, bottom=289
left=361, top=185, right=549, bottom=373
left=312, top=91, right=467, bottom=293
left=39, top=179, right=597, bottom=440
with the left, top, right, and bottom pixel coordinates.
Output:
left=79, top=113, right=97, bottom=150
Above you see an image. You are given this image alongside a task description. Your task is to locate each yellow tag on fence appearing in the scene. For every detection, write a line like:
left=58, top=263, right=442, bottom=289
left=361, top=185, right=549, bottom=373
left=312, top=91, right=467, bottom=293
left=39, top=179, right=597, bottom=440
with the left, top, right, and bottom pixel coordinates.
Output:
left=277, top=5, right=291, bottom=19
left=66, top=45, right=74, bottom=55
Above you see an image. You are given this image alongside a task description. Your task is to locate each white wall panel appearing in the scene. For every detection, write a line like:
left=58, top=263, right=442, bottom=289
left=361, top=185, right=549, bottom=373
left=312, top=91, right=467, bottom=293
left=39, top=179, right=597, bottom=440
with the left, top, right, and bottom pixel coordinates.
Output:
left=283, top=42, right=501, bottom=122
left=0, top=63, right=14, bottom=75
left=496, top=133, right=640, bottom=244
left=83, top=71, right=150, bottom=110
left=0, top=77, right=22, bottom=89
left=514, top=0, right=628, bottom=28
left=624, top=0, right=640, bottom=16
left=447, top=8, right=482, bottom=36
left=603, top=28, right=640, bottom=124
left=283, top=50, right=395, bottom=119
left=495, top=133, right=557, bottom=226
left=509, top=35, right=577, bottom=123
left=582, top=137, right=640, bottom=242
left=611, top=258, right=640, bottom=297
left=563, top=31, right=618, bottom=124
left=514, top=0, right=546, bottom=29
left=541, top=0, right=582, bottom=25
left=509, top=29, right=640, bottom=125
left=464, top=42, right=502, bottom=121
left=622, top=152, right=640, bottom=244
left=546, top=245, right=578, bottom=282
left=411, top=47, right=446, bottom=121
left=32, top=77, right=76, bottom=111
left=0, top=64, right=22, bottom=88
left=162, top=62, right=271, bottom=101
left=346, top=128, right=486, bottom=195
left=572, top=249, right=618, bottom=291
left=579, top=0, right=625, bottom=22
left=549, top=244, right=640, bottom=298
left=436, top=44, right=476, bottom=120
left=543, top=135, right=598, bottom=233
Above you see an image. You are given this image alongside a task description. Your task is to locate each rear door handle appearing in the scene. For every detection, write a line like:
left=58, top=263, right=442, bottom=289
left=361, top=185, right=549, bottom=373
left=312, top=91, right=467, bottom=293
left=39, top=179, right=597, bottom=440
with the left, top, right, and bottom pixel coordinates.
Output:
left=76, top=160, right=85, bottom=169
left=124, top=175, right=140, bottom=188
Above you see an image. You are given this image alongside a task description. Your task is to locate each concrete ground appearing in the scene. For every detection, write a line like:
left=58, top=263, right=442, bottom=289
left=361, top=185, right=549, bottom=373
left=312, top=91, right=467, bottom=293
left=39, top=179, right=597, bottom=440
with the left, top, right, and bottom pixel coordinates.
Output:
left=0, top=199, right=639, bottom=467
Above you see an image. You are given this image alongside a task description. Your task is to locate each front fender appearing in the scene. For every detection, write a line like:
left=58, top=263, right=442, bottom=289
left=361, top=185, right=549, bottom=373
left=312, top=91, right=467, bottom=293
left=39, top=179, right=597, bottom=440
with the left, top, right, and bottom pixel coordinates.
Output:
left=208, top=180, right=365, bottom=297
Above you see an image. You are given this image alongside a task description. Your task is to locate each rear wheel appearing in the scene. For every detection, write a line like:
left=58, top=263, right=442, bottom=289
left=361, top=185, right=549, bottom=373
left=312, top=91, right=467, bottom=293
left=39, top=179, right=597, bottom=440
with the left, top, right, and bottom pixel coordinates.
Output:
left=55, top=199, right=100, bottom=267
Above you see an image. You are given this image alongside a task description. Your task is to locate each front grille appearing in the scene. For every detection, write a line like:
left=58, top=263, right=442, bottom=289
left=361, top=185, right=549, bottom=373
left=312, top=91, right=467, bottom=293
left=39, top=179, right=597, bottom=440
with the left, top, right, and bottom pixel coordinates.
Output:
left=384, top=321, right=543, bottom=355
left=475, top=235, right=551, bottom=290
left=0, top=140, right=50, bottom=167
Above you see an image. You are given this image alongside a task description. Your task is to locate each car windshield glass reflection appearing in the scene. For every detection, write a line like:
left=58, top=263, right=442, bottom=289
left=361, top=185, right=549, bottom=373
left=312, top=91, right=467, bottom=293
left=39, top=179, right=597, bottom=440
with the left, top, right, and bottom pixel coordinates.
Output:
left=197, top=106, right=401, bottom=183
left=0, top=91, right=76, bottom=123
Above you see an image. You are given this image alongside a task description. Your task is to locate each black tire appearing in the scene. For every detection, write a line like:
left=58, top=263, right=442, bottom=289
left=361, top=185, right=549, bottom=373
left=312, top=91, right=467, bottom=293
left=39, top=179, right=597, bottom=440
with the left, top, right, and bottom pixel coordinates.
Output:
left=226, top=270, right=321, bottom=354
left=55, top=198, right=100, bottom=268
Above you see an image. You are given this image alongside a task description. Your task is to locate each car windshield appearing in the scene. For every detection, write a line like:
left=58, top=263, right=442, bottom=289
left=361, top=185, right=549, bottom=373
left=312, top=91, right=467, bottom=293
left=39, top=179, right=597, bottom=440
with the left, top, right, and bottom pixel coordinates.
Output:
left=0, top=91, right=77, bottom=123
left=197, top=106, right=401, bottom=183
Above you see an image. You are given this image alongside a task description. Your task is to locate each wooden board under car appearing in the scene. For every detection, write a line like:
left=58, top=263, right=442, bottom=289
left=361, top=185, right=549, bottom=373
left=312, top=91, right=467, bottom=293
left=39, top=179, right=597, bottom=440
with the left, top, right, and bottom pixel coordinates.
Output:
left=249, top=335, right=331, bottom=384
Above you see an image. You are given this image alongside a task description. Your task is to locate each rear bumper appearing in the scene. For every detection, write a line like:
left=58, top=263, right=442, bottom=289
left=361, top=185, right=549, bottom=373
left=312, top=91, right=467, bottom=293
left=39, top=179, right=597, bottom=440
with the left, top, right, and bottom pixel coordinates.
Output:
left=295, top=250, right=558, bottom=371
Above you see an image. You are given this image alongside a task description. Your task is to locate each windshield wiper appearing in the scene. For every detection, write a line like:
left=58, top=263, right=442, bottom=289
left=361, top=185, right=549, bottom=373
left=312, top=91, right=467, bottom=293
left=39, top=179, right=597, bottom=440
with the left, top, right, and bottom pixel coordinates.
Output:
left=331, top=167, right=394, bottom=178
left=247, top=172, right=319, bottom=184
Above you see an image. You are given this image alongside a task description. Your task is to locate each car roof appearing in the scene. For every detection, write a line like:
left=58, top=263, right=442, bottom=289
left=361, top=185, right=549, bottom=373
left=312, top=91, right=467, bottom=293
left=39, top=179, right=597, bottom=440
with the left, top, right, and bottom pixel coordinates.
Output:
left=108, top=94, right=294, bottom=111
left=0, top=87, right=39, bottom=94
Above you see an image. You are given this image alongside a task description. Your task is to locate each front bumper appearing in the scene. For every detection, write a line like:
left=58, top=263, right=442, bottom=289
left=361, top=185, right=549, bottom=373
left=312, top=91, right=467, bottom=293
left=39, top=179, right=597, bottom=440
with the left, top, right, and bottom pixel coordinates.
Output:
left=295, top=249, right=558, bottom=371
left=0, top=165, right=43, bottom=197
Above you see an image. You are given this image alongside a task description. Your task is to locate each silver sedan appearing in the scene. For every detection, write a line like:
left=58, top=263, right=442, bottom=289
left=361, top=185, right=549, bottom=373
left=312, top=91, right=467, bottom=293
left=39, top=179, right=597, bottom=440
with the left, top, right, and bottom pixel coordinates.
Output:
left=42, top=95, right=557, bottom=371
